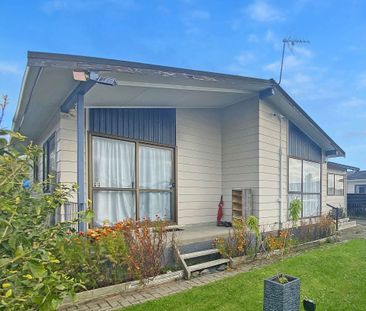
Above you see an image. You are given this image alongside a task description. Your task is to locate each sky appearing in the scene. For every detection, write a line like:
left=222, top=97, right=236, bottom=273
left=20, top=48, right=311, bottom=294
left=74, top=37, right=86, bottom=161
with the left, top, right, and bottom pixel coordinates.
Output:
left=0, top=0, right=365, bottom=168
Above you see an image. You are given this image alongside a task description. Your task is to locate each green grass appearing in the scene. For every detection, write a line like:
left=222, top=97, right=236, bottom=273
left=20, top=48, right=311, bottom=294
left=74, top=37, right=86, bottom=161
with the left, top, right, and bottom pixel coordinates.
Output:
left=123, top=239, right=366, bottom=311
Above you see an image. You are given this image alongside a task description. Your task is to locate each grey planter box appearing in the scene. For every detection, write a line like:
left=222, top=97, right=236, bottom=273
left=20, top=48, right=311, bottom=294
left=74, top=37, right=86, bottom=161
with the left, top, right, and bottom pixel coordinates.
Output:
left=263, top=274, right=300, bottom=311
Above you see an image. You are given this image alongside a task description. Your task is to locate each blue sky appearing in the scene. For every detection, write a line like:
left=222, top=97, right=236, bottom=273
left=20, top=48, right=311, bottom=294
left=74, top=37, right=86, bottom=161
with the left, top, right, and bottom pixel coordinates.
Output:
left=0, top=0, right=365, bottom=168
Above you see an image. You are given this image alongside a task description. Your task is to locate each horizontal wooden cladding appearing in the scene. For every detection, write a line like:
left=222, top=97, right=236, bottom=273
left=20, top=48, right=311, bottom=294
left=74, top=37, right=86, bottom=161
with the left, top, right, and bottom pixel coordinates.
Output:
left=176, top=108, right=222, bottom=224
left=222, top=97, right=260, bottom=219
left=90, top=108, right=176, bottom=146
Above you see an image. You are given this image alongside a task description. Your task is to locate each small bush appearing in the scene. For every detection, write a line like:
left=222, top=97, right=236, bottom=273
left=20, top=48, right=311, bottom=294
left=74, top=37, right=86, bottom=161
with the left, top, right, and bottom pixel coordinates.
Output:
left=56, top=218, right=170, bottom=289
left=213, top=217, right=259, bottom=258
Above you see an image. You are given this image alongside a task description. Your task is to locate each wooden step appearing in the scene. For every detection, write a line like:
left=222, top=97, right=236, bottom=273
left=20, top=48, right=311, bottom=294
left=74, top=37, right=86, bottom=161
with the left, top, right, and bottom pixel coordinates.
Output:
left=339, top=220, right=357, bottom=230
left=338, top=217, right=349, bottom=223
left=187, top=258, right=230, bottom=273
left=181, top=248, right=220, bottom=260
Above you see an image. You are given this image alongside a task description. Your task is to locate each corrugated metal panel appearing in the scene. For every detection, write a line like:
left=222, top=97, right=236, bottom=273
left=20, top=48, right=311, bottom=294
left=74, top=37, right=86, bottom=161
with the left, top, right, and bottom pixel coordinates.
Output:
left=89, top=108, right=176, bottom=146
left=289, top=121, right=321, bottom=162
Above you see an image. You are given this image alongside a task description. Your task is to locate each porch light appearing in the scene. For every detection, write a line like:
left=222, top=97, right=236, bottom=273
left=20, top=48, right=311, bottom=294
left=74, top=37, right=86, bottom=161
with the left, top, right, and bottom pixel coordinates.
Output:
left=73, top=71, right=88, bottom=81
left=72, top=70, right=117, bottom=86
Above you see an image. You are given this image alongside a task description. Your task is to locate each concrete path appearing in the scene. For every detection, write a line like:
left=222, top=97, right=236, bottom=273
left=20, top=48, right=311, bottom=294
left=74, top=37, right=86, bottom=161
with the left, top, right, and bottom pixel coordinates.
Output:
left=59, top=225, right=366, bottom=311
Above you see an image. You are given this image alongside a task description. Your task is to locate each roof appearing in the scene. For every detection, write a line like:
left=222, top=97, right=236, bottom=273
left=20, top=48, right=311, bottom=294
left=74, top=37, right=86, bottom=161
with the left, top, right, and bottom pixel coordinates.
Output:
left=327, top=161, right=359, bottom=172
left=348, top=170, right=366, bottom=180
left=13, top=51, right=345, bottom=157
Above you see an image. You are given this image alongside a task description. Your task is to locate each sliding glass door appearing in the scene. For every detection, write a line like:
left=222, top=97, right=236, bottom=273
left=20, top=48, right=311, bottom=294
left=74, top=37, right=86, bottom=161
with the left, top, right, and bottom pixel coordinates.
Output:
left=91, top=135, right=175, bottom=226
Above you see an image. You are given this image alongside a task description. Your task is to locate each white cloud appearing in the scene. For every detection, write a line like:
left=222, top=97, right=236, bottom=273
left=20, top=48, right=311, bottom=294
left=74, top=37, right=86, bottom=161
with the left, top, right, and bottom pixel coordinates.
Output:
left=293, top=46, right=313, bottom=58
left=264, top=30, right=282, bottom=49
left=246, top=0, right=285, bottom=22
left=339, top=98, right=366, bottom=108
left=357, top=72, right=366, bottom=89
left=248, top=34, right=260, bottom=43
left=181, top=9, right=211, bottom=34
left=236, top=52, right=255, bottom=65
left=0, top=63, right=21, bottom=75
left=263, top=54, right=303, bottom=74
left=189, top=10, right=210, bottom=20
left=41, top=0, right=136, bottom=13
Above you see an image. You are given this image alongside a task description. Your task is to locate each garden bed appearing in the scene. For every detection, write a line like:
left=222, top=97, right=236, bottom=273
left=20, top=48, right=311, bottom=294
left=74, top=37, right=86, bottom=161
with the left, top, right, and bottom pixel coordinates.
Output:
left=230, top=234, right=337, bottom=268
left=60, top=270, right=183, bottom=308
left=60, top=234, right=337, bottom=309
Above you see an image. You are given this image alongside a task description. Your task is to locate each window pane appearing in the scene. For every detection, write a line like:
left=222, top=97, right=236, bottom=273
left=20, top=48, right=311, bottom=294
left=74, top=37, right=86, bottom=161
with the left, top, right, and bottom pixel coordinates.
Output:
left=139, top=146, right=172, bottom=190
left=92, top=137, right=135, bottom=188
left=335, top=175, right=344, bottom=196
left=93, top=191, right=135, bottom=226
left=43, top=134, right=57, bottom=192
left=356, top=185, right=366, bottom=194
left=289, top=158, right=302, bottom=192
left=48, top=135, right=56, bottom=175
left=139, top=191, right=172, bottom=221
left=327, top=174, right=335, bottom=196
left=303, top=194, right=320, bottom=217
left=288, top=193, right=302, bottom=217
left=303, top=161, right=320, bottom=193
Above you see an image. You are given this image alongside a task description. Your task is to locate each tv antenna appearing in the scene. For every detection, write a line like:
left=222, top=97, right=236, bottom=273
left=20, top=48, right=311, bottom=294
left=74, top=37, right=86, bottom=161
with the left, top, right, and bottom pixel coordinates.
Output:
left=278, top=38, right=310, bottom=84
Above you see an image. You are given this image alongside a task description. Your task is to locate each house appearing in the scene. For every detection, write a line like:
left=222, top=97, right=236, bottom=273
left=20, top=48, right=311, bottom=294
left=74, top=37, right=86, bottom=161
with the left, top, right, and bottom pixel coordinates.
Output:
left=326, top=162, right=359, bottom=213
left=13, top=51, right=349, bottom=231
left=348, top=170, right=366, bottom=194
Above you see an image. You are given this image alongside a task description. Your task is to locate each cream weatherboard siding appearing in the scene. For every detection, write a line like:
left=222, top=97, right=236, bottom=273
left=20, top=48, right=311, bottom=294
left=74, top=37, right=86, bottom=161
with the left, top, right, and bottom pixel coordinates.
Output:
left=176, top=108, right=222, bottom=225
left=35, top=104, right=336, bottom=228
left=36, top=110, right=85, bottom=204
left=348, top=180, right=365, bottom=194
left=222, top=97, right=260, bottom=221
left=258, top=99, right=288, bottom=228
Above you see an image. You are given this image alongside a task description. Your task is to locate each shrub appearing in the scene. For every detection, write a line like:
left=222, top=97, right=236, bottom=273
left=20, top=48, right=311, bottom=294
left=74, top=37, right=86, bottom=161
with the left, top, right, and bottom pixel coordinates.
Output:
left=55, top=227, right=129, bottom=289
left=120, top=218, right=169, bottom=281
left=0, top=128, right=81, bottom=310
left=294, top=215, right=335, bottom=243
left=56, top=218, right=170, bottom=288
left=213, top=217, right=260, bottom=258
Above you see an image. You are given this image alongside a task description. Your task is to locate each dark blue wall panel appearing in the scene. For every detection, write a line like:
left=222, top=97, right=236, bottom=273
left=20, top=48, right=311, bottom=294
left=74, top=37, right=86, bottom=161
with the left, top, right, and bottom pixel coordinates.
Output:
left=289, top=121, right=321, bottom=162
left=89, top=108, right=176, bottom=146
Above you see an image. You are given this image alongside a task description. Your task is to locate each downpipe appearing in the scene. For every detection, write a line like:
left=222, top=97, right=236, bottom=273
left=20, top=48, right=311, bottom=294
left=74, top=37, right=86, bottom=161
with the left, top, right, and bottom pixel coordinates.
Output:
left=272, top=113, right=285, bottom=229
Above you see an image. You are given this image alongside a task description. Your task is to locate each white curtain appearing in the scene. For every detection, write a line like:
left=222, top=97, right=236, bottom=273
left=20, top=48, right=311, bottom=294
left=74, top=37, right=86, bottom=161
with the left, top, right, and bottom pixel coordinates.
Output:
left=92, top=137, right=135, bottom=225
left=140, top=192, right=171, bottom=220
left=303, top=161, right=320, bottom=193
left=303, top=194, right=320, bottom=217
left=93, top=137, right=135, bottom=188
left=139, top=146, right=172, bottom=220
left=289, top=158, right=302, bottom=192
left=93, top=191, right=135, bottom=226
left=139, top=146, right=172, bottom=190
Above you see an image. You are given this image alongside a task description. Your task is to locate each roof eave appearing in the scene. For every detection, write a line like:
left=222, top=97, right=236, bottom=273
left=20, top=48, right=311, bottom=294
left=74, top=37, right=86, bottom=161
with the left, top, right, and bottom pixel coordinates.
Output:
left=270, top=79, right=345, bottom=157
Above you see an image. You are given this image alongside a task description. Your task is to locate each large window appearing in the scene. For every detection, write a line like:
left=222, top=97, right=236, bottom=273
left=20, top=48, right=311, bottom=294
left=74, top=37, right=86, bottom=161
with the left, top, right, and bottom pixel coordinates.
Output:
left=289, top=157, right=321, bottom=218
left=327, top=173, right=344, bottom=196
left=91, top=135, right=175, bottom=226
left=43, top=133, right=56, bottom=192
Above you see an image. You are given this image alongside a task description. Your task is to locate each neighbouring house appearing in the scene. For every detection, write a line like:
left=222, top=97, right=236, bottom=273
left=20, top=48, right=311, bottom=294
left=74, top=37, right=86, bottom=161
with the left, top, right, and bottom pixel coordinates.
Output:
left=348, top=170, right=366, bottom=194
left=13, top=51, right=350, bottom=231
left=326, top=162, right=359, bottom=213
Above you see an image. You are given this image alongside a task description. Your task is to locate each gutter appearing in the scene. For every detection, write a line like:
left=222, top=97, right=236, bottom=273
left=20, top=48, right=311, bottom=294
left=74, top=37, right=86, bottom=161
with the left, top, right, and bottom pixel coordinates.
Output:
left=269, top=79, right=345, bottom=158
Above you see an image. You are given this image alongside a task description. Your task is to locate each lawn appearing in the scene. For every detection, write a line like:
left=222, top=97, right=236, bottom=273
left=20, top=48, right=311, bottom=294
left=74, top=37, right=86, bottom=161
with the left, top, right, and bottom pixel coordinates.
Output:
left=123, top=239, right=366, bottom=311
